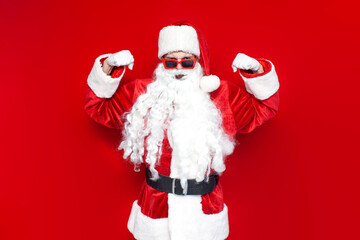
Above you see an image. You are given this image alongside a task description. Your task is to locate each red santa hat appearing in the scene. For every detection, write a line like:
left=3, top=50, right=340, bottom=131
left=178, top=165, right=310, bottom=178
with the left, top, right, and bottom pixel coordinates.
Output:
left=158, top=21, right=220, bottom=92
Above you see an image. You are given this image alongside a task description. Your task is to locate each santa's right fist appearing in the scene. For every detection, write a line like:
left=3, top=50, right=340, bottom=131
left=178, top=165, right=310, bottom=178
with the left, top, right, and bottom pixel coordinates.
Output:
left=106, top=50, right=134, bottom=70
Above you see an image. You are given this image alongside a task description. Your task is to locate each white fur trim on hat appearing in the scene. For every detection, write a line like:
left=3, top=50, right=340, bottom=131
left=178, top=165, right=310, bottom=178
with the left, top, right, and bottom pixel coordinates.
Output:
left=87, top=54, right=125, bottom=98
left=199, top=75, right=220, bottom=92
left=158, top=25, right=200, bottom=59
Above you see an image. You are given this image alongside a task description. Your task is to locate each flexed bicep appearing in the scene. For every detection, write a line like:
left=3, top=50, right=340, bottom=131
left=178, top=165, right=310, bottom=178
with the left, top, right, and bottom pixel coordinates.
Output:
left=229, top=54, right=280, bottom=133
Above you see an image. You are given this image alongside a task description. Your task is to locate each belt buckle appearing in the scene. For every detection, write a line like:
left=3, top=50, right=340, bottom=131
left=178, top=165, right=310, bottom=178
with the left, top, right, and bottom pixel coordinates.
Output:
left=172, top=178, right=176, bottom=194
left=172, top=178, right=188, bottom=195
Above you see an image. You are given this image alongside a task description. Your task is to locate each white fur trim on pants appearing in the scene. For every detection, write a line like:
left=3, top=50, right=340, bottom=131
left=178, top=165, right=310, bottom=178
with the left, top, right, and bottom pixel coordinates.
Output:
left=87, top=54, right=125, bottom=98
left=240, top=60, right=279, bottom=100
left=127, top=197, right=229, bottom=240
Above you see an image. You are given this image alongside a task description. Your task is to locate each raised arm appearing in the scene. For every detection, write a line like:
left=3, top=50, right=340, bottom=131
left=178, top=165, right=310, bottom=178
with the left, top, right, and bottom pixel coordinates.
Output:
left=227, top=53, right=280, bottom=134
left=84, top=51, right=139, bottom=129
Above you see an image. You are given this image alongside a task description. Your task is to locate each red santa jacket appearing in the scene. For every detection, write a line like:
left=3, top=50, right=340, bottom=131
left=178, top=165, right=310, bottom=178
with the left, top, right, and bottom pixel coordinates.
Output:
left=84, top=57, right=279, bottom=220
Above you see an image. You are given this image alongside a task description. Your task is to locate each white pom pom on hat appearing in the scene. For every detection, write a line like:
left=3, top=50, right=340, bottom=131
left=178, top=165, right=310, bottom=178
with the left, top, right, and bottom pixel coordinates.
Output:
left=199, top=75, right=220, bottom=92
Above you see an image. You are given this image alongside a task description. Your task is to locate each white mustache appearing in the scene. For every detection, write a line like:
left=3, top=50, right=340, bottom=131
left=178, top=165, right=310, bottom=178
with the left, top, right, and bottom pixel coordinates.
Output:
left=166, top=69, right=192, bottom=79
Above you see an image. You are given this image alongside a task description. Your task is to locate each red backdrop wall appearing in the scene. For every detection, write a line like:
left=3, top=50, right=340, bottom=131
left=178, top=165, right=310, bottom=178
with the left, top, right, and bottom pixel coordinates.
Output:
left=1, top=0, right=359, bottom=239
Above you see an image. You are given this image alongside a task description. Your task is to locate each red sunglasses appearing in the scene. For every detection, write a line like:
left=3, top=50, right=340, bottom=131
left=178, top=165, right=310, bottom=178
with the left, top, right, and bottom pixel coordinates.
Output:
left=162, top=58, right=197, bottom=69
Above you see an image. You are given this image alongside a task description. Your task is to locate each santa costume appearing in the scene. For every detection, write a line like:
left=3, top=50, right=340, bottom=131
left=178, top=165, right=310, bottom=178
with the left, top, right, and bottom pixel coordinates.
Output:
left=85, top=22, right=279, bottom=240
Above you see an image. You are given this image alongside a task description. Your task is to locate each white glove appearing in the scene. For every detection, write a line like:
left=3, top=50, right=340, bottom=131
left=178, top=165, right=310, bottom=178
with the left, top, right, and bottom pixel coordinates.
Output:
left=106, top=50, right=134, bottom=70
left=232, top=53, right=260, bottom=72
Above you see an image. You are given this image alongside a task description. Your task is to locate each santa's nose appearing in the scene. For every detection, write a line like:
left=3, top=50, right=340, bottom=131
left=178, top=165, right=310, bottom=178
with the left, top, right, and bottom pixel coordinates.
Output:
left=176, top=61, right=182, bottom=70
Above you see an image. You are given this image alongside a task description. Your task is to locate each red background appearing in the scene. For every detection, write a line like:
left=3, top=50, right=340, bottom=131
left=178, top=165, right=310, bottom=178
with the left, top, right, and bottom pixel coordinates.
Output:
left=1, top=0, right=359, bottom=239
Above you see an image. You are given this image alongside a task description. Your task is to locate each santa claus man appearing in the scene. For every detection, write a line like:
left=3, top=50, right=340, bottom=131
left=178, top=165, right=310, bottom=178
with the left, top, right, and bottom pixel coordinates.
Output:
left=85, top=22, right=279, bottom=240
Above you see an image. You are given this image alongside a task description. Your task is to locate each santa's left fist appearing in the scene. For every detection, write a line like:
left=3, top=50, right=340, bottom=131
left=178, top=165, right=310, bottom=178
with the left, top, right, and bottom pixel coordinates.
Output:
left=232, top=53, right=260, bottom=73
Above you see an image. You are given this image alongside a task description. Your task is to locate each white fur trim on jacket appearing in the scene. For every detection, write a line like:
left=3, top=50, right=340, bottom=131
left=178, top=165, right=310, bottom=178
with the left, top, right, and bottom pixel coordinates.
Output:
left=127, top=201, right=170, bottom=240
left=87, top=54, right=125, bottom=98
left=158, top=25, right=200, bottom=59
left=240, top=60, right=279, bottom=100
left=127, top=198, right=229, bottom=240
left=168, top=194, right=229, bottom=240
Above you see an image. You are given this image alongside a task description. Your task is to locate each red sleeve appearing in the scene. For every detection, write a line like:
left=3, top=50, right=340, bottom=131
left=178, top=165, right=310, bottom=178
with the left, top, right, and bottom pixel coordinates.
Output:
left=232, top=60, right=279, bottom=133
left=212, top=60, right=279, bottom=136
left=84, top=80, right=137, bottom=129
left=229, top=84, right=279, bottom=134
left=84, top=57, right=151, bottom=129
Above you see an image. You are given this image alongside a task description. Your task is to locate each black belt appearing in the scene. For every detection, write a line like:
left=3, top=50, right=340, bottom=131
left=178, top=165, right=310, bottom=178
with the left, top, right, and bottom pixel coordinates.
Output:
left=145, top=167, right=219, bottom=195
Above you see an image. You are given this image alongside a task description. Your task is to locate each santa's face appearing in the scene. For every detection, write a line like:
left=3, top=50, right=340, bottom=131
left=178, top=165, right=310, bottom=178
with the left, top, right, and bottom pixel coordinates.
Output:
left=162, top=51, right=197, bottom=80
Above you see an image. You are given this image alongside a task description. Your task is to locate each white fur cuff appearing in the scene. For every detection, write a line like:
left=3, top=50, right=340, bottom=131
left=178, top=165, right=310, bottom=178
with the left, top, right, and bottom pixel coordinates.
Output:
left=240, top=60, right=279, bottom=100
left=87, top=54, right=125, bottom=98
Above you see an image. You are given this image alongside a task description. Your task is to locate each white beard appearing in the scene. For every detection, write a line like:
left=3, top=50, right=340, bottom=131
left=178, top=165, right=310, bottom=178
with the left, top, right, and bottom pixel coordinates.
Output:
left=119, top=63, right=234, bottom=191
